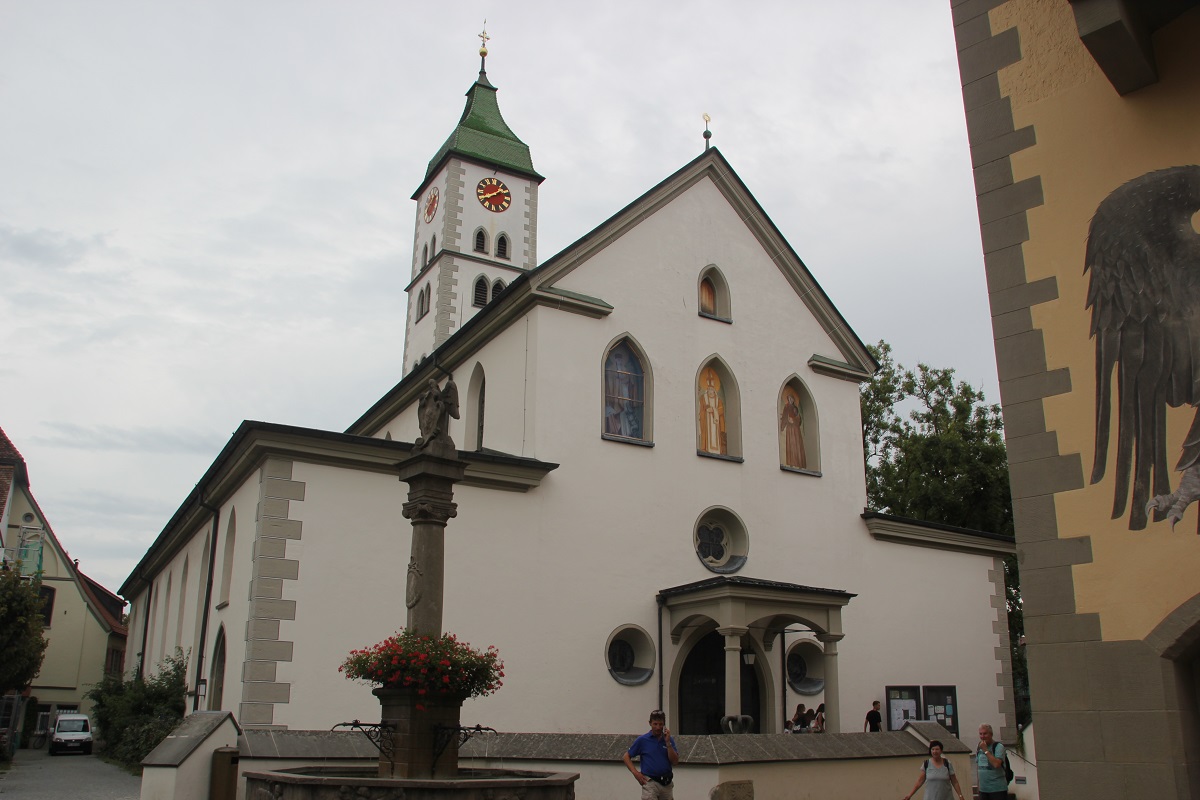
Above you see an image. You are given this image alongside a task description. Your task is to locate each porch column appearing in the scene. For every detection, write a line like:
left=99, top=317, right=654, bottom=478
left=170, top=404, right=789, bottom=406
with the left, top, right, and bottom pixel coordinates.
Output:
left=718, top=626, right=747, bottom=721
left=817, top=632, right=844, bottom=733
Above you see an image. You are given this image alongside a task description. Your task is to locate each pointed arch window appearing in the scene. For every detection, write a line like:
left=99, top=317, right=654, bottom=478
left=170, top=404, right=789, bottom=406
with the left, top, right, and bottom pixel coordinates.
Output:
left=492, top=279, right=506, bottom=299
left=218, top=509, right=236, bottom=607
left=697, top=359, right=742, bottom=459
left=422, top=244, right=428, bottom=267
left=175, top=557, right=189, bottom=650
left=474, top=229, right=488, bottom=253
left=779, top=377, right=821, bottom=474
left=603, top=338, right=653, bottom=444
left=698, top=266, right=732, bottom=322
left=416, top=284, right=430, bottom=320
left=473, top=276, right=490, bottom=307
left=496, top=234, right=509, bottom=260
left=209, top=627, right=227, bottom=711
left=431, top=234, right=437, bottom=256
left=465, top=363, right=486, bottom=451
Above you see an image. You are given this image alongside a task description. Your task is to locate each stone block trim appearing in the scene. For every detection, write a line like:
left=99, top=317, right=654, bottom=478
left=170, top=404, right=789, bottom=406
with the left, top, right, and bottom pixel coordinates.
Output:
left=523, top=181, right=538, bottom=271
left=435, top=254, right=460, bottom=347
left=241, top=457, right=304, bottom=729
left=444, top=161, right=466, bottom=251
left=987, top=556, right=1017, bottom=739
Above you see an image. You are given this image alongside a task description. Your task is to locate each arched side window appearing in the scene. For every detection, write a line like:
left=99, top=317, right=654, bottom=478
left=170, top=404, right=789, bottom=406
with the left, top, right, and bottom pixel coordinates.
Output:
left=218, top=508, right=236, bottom=606
left=175, top=557, right=189, bottom=650
left=161, top=572, right=173, bottom=660
left=602, top=337, right=653, bottom=443
left=492, top=279, right=506, bottom=299
left=422, top=244, right=428, bottom=267
left=496, top=234, right=509, bottom=260
left=465, top=363, right=486, bottom=451
left=194, top=532, right=211, bottom=657
left=474, top=229, right=488, bottom=253
left=696, top=358, right=742, bottom=459
left=473, top=276, right=490, bottom=307
left=779, top=376, right=821, bottom=473
left=431, top=234, right=437, bottom=256
left=698, top=265, right=732, bottom=321
left=209, top=626, right=227, bottom=711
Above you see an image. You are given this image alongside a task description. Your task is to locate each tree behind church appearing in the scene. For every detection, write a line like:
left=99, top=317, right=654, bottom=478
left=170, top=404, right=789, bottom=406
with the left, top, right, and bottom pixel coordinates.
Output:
left=861, top=340, right=1029, bottom=728
left=0, top=563, right=48, bottom=697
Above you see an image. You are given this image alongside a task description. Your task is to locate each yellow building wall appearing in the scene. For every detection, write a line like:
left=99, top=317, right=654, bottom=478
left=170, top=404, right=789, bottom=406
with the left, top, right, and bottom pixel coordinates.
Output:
left=992, top=2, right=1200, bottom=642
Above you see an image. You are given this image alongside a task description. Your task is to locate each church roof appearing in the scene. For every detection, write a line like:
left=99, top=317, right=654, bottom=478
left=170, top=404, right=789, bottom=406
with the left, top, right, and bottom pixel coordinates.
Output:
left=415, top=67, right=543, bottom=198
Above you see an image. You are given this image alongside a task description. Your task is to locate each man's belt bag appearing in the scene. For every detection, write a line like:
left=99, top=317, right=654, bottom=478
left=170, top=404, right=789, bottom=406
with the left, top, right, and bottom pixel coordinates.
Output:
left=649, top=772, right=673, bottom=786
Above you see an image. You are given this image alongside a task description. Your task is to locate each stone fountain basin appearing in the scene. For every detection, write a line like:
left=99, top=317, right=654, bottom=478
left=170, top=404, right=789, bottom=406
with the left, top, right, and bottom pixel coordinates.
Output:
left=243, top=765, right=579, bottom=800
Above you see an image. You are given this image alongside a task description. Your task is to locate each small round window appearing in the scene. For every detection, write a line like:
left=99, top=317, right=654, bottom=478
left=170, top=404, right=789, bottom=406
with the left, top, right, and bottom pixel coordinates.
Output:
left=693, top=507, right=748, bottom=574
left=605, top=625, right=654, bottom=686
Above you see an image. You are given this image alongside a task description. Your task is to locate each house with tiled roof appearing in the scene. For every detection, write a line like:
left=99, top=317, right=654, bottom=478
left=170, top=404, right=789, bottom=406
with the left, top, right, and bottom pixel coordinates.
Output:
left=0, top=427, right=127, bottom=750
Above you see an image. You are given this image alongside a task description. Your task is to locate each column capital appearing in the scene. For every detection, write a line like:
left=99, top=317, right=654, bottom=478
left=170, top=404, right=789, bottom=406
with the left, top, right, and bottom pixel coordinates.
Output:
left=817, top=632, right=845, bottom=644
left=716, top=626, right=749, bottom=638
left=402, top=499, right=458, bottom=526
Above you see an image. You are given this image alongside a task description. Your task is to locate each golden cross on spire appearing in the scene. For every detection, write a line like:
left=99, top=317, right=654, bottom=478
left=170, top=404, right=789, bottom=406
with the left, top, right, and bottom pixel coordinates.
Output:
left=478, top=21, right=490, bottom=57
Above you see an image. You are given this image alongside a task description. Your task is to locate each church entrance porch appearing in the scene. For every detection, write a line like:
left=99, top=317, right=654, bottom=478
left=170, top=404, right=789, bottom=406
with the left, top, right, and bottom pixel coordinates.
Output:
left=661, top=576, right=853, bottom=733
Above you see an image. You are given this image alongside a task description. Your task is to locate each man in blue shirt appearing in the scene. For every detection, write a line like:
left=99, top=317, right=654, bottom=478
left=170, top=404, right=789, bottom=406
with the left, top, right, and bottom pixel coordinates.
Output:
left=975, top=723, right=1008, bottom=800
left=623, top=710, right=679, bottom=799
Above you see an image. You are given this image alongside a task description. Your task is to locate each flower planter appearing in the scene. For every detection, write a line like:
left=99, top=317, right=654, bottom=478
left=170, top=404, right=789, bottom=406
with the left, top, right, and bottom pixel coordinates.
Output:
left=374, top=686, right=466, bottom=779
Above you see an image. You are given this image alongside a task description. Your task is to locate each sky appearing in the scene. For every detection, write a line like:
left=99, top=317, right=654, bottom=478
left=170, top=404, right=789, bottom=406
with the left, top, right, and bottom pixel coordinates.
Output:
left=0, top=1, right=997, bottom=594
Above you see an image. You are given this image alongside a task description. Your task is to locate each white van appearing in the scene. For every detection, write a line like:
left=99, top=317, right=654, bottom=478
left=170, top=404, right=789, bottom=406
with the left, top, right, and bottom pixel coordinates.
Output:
left=49, top=713, right=93, bottom=756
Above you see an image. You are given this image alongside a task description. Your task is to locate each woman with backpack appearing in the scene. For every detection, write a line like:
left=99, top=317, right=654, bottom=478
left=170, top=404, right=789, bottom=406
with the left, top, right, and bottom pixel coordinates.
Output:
left=901, top=740, right=965, bottom=800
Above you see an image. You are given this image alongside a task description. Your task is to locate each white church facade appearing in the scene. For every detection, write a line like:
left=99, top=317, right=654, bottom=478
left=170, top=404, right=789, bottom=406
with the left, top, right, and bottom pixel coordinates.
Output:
left=120, top=53, right=1016, bottom=741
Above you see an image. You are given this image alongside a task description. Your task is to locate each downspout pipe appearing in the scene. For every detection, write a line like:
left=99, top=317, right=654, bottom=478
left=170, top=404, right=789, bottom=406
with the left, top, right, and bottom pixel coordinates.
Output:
left=656, top=594, right=666, bottom=714
left=136, top=582, right=153, bottom=680
left=193, top=493, right=221, bottom=711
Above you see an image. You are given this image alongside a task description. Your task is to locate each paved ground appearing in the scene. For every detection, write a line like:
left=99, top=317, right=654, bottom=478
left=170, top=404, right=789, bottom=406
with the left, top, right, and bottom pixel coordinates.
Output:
left=0, top=747, right=141, bottom=800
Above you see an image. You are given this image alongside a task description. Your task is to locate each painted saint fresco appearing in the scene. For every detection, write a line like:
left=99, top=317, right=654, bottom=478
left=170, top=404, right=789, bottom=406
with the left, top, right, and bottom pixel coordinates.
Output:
left=780, top=386, right=807, bottom=469
left=698, top=366, right=727, bottom=455
left=604, top=342, right=644, bottom=439
left=1086, top=165, right=1200, bottom=529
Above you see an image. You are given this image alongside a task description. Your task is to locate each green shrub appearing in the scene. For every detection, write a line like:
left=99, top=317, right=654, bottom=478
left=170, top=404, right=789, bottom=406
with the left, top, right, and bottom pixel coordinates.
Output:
left=85, top=649, right=188, bottom=771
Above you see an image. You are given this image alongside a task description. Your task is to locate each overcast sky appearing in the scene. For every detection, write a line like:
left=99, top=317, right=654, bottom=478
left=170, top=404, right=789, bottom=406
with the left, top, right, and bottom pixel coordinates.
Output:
left=0, top=1, right=996, bottom=594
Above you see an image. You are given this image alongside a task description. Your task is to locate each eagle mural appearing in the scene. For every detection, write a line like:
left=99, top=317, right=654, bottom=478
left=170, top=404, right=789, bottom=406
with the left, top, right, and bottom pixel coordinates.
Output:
left=1086, top=165, right=1200, bottom=530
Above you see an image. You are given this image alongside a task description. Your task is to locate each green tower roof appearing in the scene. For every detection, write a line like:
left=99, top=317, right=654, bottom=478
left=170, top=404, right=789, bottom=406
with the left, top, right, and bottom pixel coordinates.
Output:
left=417, top=67, right=542, bottom=196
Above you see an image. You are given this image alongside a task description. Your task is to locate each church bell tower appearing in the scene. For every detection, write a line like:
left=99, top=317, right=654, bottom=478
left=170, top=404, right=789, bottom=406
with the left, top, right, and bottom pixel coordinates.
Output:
left=403, top=28, right=544, bottom=374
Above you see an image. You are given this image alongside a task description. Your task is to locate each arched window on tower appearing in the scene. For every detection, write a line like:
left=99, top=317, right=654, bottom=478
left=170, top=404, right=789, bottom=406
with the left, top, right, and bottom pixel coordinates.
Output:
left=696, top=358, right=742, bottom=458
left=474, top=229, right=487, bottom=253
left=473, top=277, right=489, bottom=307
left=492, top=279, right=506, bottom=299
left=431, top=234, right=437, bottom=256
left=422, top=244, right=428, bottom=267
left=602, top=337, right=652, bottom=443
left=496, top=234, right=509, bottom=260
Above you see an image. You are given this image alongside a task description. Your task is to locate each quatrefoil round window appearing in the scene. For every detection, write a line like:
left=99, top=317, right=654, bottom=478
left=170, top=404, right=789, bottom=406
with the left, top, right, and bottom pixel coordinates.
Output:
left=693, top=507, right=748, bottom=574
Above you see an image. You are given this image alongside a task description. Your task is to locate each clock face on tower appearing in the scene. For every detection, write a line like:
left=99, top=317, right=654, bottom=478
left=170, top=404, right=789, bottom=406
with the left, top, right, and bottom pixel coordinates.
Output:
left=423, top=187, right=440, bottom=223
left=476, top=177, right=512, bottom=212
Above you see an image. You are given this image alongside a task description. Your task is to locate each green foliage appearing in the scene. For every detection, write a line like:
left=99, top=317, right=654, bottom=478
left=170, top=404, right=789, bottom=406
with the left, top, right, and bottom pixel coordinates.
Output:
left=0, top=564, right=48, bottom=695
left=862, top=340, right=1029, bottom=727
left=85, top=649, right=188, bottom=771
left=862, top=341, right=1012, bottom=535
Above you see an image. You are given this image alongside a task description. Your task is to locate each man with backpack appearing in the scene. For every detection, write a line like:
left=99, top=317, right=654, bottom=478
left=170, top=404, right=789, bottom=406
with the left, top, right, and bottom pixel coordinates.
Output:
left=975, top=723, right=1012, bottom=799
